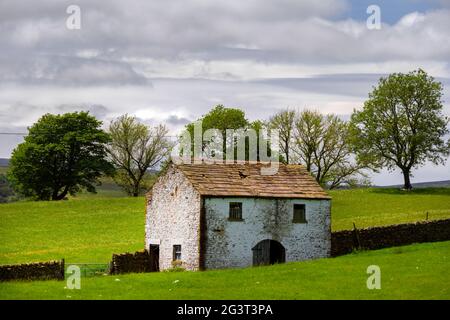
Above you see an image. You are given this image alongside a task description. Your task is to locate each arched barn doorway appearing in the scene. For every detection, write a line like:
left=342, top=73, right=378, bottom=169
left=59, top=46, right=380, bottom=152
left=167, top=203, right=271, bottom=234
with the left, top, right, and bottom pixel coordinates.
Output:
left=252, top=239, right=286, bottom=266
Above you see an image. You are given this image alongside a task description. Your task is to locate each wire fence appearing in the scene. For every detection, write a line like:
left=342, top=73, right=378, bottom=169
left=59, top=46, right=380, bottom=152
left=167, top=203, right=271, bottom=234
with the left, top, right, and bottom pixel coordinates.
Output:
left=65, top=263, right=110, bottom=278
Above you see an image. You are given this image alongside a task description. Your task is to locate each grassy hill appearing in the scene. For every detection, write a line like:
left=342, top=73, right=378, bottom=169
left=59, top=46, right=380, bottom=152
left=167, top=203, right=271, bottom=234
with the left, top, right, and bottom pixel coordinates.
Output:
left=378, top=180, right=450, bottom=189
left=329, top=188, right=450, bottom=231
left=0, top=241, right=448, bottom=300
left=0, top=188, right=449, bottom=265
left=0, top=196, right=143, bottom=265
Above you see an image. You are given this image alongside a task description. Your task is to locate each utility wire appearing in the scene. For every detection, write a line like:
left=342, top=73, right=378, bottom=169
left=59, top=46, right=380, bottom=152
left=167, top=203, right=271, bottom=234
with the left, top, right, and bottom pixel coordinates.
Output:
left=0, top=132, right=180, bottom=138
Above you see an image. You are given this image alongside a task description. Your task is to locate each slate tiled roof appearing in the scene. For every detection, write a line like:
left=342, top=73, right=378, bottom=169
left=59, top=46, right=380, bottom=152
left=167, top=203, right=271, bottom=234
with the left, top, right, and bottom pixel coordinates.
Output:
left=175, top=162, right=331, bottom=200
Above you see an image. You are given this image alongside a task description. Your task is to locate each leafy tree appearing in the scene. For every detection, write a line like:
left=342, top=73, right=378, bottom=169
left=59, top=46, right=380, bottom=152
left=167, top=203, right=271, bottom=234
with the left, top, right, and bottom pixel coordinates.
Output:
left=293, top=109, right=367, bottom=189
left=8, top=112, right=114, bottom=200
left=247, top=120, right=278, bottom=162
left=294, top=110, right=320, bottom=172
left=185, top=105, right=250, bottom=160
left=107, top=114, right=171, bottom=197
left=268, top=109, right=295, bottom=163
left=186, top=105, right=249, bottom=135
left=350, top=69, right=450, bottom=190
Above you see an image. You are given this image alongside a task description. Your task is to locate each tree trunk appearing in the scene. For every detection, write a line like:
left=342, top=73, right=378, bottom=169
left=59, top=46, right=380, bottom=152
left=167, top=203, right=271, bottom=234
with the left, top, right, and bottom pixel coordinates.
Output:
left=53, top=186, right=69, bottom=200
left=285, top=140, right=289, bottom=164
left=132, top=183, right=140, bottom=197
left=402, top=168, right=412, bottom=190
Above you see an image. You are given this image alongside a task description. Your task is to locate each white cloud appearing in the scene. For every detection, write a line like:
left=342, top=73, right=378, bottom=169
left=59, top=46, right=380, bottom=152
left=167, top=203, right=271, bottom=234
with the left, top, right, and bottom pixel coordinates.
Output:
left=396, top=11, right=426, bottom=28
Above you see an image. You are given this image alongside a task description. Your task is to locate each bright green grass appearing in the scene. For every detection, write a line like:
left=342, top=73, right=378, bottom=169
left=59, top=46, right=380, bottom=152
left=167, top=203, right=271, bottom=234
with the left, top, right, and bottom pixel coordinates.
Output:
left=330, top=188, right=450, bottom=231
left=0, top=188, right=449, bottom=265
left=77, top=176, right=128, bottom=198
left=0, top=196, right=144, bottom=264
left=0, top=241, right=448, bottom=300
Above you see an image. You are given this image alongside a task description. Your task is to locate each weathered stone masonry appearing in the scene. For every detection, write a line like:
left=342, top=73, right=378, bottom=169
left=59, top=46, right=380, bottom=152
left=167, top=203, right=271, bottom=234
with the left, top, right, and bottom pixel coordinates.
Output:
left=203, top=197, right=331, bottom=269
left=145, top=166, right=201, bottom=270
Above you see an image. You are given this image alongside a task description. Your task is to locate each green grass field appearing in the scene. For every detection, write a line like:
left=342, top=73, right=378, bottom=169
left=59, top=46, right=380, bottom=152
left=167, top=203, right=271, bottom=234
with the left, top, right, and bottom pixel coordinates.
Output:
left=0, top=241, right=448, bottom=300
left=0, top=187, right=449, bottom=265
left=0, top=186, right=449, bottom=300
left=0, top=196, right=144, bottom=264
left=329, top=188, right=450, bottom=231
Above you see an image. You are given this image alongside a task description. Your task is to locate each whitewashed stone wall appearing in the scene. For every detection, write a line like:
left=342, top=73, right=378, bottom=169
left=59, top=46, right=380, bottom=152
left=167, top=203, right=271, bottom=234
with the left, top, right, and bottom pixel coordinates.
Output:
left=203, top=197, right=331, bottom=269
left=145, top=166, right=201, bottom=271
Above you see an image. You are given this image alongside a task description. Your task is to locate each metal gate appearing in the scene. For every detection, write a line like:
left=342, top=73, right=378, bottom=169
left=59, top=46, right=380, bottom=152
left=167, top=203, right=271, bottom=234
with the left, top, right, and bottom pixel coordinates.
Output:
left=65, top=263, right=110, bottom=278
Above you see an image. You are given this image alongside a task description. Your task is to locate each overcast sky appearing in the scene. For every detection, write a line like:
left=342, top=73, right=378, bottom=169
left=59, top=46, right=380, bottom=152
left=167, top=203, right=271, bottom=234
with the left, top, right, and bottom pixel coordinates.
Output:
left=0, top=0, right=449, bottom=185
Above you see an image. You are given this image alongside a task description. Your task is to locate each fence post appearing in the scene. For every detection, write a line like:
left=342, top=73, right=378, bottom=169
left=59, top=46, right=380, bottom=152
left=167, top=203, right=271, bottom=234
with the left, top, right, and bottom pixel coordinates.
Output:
left=109, top=254, right=116, bottom=275
left=352, top=222, right=361, bottom=250
left=60, top=259, right=65, bottom=280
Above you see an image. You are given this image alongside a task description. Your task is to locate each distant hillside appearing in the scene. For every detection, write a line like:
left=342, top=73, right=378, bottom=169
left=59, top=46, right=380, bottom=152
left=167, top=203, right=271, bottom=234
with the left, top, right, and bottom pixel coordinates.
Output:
left=378, top=180, right=450, bottom=189
left=0, top=158, right=9, bottom=167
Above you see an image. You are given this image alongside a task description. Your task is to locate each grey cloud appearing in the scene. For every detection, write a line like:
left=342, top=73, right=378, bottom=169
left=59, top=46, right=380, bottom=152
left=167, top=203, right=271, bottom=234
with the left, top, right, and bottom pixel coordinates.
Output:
left=0, top=103, right=114, bottom=132
left=2, top=0, right=449, bottom=70
left=256, top=74, right=386, bottom=98
left=0, top=0, right=348, bottom=58
left=56, top=104, right=110, bottom=119
left=133, top=116, right=189, bottom=129
left=0, top=103, right=47, bottom=129
left=0, top=54, right=150, bottom=86
left=165, top=115, right=191, bottom=126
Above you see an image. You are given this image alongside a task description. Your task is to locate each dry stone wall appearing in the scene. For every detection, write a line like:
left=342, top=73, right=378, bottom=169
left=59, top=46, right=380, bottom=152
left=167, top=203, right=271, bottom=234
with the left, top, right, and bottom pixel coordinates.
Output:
left=109, top=250, right=154, bottom=274
left=331, top=219, right=450, bottom=256
left=0, top=260, right=64, bottom=281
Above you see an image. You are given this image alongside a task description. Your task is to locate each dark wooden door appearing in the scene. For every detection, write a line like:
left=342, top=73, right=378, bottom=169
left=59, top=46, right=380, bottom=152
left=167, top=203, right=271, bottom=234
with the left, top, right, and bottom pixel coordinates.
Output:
left=149, top=244, right=160, bottom=272
left=252, top=240, right=285, bottom=266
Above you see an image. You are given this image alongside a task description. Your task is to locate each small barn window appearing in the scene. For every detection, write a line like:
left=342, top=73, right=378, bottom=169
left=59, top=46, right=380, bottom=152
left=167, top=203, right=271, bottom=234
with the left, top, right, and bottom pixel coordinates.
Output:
left=173, top=245, right=182, bottom=261
left=229, top=202, right=243, bottom=221
left=293, top=204, right=307, bottom=223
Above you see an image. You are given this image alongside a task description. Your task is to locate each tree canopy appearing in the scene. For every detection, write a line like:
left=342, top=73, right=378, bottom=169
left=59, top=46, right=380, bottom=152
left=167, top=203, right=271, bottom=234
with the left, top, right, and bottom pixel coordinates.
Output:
left=268, top=109, right=295, bottom=164
left=8, top=112, right=114, bottom=200
left=107, top=114, right=171, bottom=197
left=293, top=109, right=368, bottom=188
left=184, top=105, right=250, bottom=160
left=350, top=69, right=450, bottom=189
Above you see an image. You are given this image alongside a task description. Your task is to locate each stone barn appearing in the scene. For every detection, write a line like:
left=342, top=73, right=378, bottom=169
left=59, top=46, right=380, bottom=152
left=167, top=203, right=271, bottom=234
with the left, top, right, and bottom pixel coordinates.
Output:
left=145, top=162, right=331, bottom=271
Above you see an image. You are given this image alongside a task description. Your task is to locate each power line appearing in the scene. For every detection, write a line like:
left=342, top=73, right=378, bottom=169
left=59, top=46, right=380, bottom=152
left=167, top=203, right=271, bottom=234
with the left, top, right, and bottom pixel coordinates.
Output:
left=0, top=132, right=27, bottom=135
left=0, top=132, right=180, bottom=138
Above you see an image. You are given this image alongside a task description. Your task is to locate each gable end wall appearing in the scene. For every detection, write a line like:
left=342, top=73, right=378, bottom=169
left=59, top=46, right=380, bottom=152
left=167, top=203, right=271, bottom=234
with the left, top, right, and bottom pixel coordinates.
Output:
left=145, top=166, right=201, bottom=271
